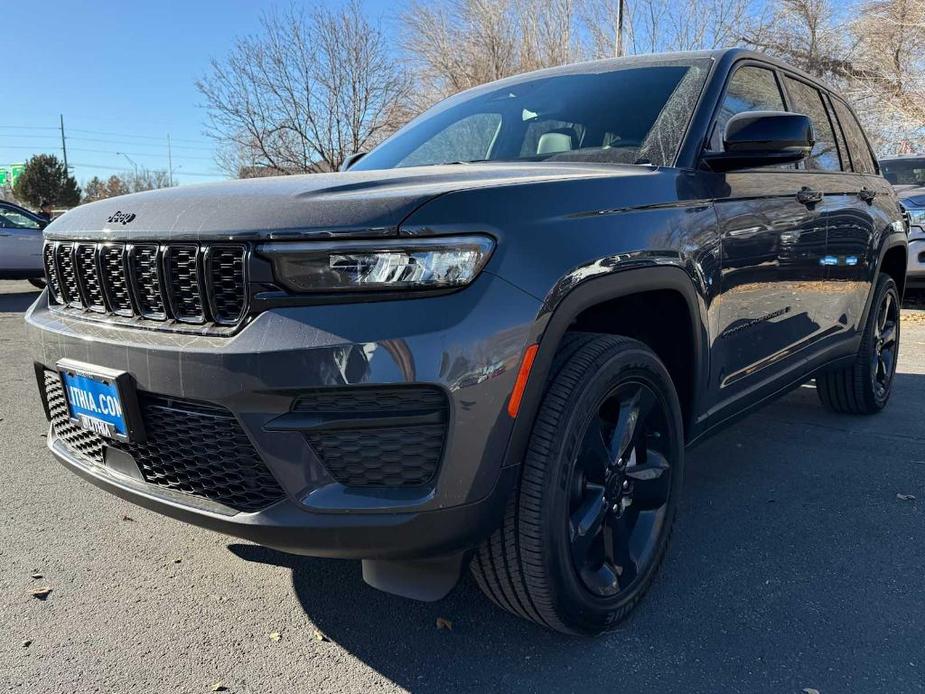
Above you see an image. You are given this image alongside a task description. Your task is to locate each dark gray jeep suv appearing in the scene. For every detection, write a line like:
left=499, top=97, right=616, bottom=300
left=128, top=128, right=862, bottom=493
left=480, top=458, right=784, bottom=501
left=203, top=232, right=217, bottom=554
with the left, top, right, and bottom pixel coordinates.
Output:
left=28, top=49, right=907, bottom=634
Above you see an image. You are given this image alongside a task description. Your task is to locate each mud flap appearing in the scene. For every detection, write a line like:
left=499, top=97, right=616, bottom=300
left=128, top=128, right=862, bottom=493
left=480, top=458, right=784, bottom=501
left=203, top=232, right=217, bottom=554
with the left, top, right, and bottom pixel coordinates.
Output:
left=361, top=552, right=467, bottom=601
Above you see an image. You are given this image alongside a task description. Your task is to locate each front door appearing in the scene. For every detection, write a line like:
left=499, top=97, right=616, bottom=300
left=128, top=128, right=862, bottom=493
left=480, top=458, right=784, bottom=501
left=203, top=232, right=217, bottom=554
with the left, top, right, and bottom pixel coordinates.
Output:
left=703, top=63, right=830, bottom=414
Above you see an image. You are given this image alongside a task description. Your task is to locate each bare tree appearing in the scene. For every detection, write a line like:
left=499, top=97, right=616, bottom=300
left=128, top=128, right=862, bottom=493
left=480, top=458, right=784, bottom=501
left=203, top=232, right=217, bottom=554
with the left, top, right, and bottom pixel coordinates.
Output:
left=847, top=0, right=925, bottom=152
left=122, top=168, right=173, bottom=193
left=198, top=1, right=411, bottom=176
left=402, top=0, right=586, bottom=106
left=743, top=0, right=852, bottom=76
left=743, top=0, right=925, bottom=153
left=581, top=0, right=767, bottom=59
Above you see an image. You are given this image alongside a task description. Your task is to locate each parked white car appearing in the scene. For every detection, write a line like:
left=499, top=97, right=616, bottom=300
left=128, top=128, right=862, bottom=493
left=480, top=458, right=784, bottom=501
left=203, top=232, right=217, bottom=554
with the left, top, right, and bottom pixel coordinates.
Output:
left=0, top=201, right=46, bottom=287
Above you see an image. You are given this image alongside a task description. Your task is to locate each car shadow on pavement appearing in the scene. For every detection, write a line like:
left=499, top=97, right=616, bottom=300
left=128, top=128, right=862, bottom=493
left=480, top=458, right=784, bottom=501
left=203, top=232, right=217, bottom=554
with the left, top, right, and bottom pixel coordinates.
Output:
left=227, top=372, right=925, bottom=693
left=0, top=289, right=40, bottom=313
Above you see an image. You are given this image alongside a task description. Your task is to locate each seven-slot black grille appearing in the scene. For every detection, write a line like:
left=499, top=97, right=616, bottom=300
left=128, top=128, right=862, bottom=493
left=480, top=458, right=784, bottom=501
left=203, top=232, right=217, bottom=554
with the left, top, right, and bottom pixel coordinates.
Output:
left=295, top=386, right=449, bottom=487
left=43, top=241, right=248, bottom=329
left=43, top=371, right=284, bottom=513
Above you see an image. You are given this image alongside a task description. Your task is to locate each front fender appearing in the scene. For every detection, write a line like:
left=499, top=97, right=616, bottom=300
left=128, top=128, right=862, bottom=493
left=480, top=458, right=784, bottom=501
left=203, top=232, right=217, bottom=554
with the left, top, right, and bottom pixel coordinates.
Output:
left=499, top=264, right=711, bottom=471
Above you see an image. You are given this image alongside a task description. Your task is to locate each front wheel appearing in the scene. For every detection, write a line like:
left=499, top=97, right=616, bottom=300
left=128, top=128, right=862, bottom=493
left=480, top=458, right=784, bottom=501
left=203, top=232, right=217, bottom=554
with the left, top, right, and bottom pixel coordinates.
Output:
left=817, top=273, right=900, bottom=414
left=472, top=334, right=684, bottom=635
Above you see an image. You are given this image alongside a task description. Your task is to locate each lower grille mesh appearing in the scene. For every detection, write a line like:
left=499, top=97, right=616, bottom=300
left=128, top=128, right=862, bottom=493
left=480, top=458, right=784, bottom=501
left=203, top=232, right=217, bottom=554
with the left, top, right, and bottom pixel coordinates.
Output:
left=43, top=372, right=284, bottom=513
left=295, top=386, right=449, bottom=487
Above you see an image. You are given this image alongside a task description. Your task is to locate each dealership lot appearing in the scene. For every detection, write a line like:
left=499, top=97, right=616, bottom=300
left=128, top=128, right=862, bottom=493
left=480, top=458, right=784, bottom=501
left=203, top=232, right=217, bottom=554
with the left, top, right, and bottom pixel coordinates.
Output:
left=1, top=280, right=923, bottom=694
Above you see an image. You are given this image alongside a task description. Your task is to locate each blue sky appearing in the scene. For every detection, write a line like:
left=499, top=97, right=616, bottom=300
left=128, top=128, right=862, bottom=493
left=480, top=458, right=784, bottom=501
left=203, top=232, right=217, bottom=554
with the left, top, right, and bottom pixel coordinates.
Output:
left=2, top=0, right=395, bottom=187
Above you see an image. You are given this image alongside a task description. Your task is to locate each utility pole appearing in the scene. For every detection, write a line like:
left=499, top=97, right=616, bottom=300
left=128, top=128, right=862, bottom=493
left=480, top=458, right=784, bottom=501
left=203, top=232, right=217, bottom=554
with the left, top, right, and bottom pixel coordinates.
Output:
left=59, top=114, right=69, bottom=171
left=167, top=134, right=174, bottom=187
left=615, top=0, right=626, bottom=58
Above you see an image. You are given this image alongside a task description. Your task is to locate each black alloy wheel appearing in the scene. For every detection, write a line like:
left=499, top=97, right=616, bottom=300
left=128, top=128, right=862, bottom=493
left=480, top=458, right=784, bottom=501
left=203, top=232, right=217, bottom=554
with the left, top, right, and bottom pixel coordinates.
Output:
left=569, top=381, right=672, bottom=598
left=817, top=273, right=901, bottom=414
left=871, top=287, right=899, bottom=400
left=472, top=333, right=684, bottom=634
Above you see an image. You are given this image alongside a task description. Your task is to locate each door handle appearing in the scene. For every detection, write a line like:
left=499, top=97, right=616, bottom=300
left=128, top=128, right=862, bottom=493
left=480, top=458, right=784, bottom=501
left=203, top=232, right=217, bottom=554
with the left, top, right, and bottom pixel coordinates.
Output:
left=858, top=187, right=877, bottom=204
left=796, top=187, right=823, bottom=206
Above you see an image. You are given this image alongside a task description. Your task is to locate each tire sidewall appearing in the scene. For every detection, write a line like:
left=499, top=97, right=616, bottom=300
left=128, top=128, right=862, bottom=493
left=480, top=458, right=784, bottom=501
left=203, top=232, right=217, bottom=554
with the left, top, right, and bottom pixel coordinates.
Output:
left=536, top=344, right=684, bottom=633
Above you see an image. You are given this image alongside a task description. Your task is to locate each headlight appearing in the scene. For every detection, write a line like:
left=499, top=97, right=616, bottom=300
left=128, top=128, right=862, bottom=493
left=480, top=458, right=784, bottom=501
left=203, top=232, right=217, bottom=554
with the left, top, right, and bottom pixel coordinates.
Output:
left=907, top=208, right=925, bottom=228
left=259, top=235, right=495, bottom=293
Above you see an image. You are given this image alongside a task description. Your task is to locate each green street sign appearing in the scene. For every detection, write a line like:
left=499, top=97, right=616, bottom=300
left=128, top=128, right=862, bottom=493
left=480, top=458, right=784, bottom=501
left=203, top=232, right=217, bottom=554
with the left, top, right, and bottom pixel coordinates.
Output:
left=0, top=164, right=25, bottom=188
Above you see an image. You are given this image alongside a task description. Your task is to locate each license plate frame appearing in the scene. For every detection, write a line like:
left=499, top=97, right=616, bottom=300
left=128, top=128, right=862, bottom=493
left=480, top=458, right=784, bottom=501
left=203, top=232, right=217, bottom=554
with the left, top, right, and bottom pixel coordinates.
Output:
left=56, top=359, right=145, bottom=443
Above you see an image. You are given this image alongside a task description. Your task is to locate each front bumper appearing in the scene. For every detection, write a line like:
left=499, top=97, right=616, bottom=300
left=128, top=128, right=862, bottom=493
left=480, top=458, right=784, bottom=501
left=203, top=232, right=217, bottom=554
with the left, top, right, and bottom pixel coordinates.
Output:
left=28, top=272, right=540, bottom=559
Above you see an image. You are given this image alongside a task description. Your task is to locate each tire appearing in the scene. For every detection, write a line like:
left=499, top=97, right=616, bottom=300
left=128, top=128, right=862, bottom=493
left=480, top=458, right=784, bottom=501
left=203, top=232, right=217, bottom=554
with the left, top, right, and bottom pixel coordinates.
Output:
left=817, top=273, right=900, bottom=414
left=28, top=278, right=46, bottom=290
left=472, top=333, right=685, bottom=635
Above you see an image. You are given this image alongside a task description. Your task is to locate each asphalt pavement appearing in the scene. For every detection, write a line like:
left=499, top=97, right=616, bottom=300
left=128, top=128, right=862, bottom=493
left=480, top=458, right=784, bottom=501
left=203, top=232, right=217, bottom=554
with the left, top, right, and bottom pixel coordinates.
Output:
left=1, top=280, right=923, bottom=693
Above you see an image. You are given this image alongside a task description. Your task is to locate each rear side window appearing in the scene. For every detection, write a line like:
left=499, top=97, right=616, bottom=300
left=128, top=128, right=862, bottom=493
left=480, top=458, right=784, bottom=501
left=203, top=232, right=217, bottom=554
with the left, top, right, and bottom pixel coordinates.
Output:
left=831, top=99, right=877, bottom=174
left=710, top=66, right=786, bottom=150
left=783, top=76, right=841, bottom=171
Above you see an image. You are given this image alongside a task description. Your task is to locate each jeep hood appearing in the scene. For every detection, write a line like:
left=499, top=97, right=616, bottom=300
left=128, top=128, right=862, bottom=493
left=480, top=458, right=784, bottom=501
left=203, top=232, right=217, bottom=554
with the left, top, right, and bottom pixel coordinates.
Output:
left=44, top=162, right=636, bottom=242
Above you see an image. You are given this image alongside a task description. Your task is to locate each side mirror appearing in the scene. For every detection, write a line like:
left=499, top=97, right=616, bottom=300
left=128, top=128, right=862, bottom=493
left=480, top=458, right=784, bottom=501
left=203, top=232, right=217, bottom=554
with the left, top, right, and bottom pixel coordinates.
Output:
left=702, top=111, right=813, bottom=172
left=340, top=152, right=367, bottom=172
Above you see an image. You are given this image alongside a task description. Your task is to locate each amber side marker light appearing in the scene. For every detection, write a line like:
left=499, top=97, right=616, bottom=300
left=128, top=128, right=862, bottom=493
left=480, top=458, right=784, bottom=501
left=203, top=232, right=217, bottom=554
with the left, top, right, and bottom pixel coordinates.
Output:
left=508, top=343, right=539, bottom=418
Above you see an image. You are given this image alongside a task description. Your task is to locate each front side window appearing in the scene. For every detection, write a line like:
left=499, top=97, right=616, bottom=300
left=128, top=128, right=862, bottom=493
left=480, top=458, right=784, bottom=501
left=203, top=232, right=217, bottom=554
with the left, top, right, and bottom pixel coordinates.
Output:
left=710, top=65, right=786, bottom=151
left=355, top=59, right=711, bottom=170
left=784, top=77, right=842, bottom=172
left=832, top=99, right=877, bottom=175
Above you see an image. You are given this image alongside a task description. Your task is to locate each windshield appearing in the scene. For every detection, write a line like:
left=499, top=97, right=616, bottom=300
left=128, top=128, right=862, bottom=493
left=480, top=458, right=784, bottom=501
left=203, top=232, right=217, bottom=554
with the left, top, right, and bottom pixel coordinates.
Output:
left=881, top=158, right=925, bottom=186
left=354, top=59, right=710, bottom=171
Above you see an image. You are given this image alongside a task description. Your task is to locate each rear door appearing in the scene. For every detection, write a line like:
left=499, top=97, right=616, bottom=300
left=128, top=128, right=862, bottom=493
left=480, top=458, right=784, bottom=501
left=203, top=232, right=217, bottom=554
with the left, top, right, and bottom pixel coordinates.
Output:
left=709, top=63, right=829, bottom=408
left=827, top=96, right=895, bottom=333
left=780, top=76, right=875, bottom=341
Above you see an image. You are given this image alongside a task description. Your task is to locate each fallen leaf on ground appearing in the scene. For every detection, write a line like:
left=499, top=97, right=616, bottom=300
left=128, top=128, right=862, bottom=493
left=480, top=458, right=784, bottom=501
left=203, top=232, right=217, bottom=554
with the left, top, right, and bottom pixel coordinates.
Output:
left=121, top=515, right=135, bottom=522
left=211, top=683, right=228, bottom=692
left=173, top=558, right=182, bottom=564
left=30, top=573, right=42, bottom=580
left=269, top=632, right=281, bottom=642
left=29, top=587, right=52, bottom=600
left=22, top=640, right=32, bottom=648
left=436, top=617, right=453, bottom=631
left=897, top=493, right=916, bottom=502
left=312, top=629, right=327, bottom=642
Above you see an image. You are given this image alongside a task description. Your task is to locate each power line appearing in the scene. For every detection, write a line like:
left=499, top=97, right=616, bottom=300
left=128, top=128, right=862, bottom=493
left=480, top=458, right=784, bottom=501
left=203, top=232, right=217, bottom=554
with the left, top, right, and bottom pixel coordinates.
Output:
left=0, top=144, right=214, bottom=161
left=0, top=124, right=208, bottom=145
left=68, top=128, right=207, bottom=145
left=1, top=133, right=214, bottom=151
left=71, top=162, right=224, bottom=178
left=70, top=147, right=214, bottom=161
